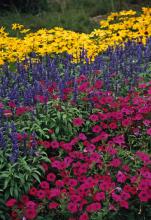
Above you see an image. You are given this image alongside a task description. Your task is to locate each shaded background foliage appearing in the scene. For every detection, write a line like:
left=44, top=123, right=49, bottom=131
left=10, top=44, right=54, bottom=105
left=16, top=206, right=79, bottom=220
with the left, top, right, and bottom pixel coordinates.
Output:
left=0, top=0, right=151, bottom=14
left=0, top=0, right=151, bottom=33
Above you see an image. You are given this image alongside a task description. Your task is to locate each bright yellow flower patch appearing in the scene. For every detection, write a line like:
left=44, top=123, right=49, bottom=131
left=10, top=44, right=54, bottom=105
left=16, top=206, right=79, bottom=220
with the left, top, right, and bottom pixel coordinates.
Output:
left=0, top=8, right=151, bottom=64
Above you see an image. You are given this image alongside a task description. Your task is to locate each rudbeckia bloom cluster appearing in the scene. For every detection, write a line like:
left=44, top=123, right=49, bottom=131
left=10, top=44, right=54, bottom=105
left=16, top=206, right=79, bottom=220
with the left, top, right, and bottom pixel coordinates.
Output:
left=0, top=7, right=151, bottom=64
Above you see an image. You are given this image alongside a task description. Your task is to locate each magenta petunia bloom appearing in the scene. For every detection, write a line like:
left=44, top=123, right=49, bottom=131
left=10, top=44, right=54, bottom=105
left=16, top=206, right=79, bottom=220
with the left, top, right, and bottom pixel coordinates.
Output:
left=25, top=208, right=37, bottom=220
left=47, top=173, right=56, bottom=182
left=147, top=128, right=151, bottom=136
left=6, top=199, right=17, bottom=207
left=73, top=117, right=84, bottom=126
left=86, top=202, right=101, bottom=213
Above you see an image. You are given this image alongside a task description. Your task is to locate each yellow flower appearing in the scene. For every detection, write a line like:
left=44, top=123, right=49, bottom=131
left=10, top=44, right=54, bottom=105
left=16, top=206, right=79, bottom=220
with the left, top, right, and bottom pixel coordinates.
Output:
left=119, top=10, right=136, bottom=16
left=12, top=23, right=24, bottom=30
left=0, top=7, right=151, bottom=65
left=20, top=29, right=30, bottom=34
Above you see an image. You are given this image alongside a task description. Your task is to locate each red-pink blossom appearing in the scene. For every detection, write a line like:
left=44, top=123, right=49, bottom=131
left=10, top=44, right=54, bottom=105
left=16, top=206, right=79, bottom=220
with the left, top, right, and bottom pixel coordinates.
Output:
left=6, top=199, right=17, bottom=207
left=47, top=173, right=56, bottom=182
left=48, top=202, right=59, bottom=209
left=25, top=208, right=37, bottom=220
left=73, top=117, right=84, bottom=126
left=86, top=202, right=101, bottom=213
left=79, top=212, right=89, bottom=220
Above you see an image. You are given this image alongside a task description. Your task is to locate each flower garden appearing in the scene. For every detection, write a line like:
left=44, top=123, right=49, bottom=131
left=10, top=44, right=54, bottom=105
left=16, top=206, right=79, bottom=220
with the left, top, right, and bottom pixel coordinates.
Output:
left=0, top=7, right=151, bottom=220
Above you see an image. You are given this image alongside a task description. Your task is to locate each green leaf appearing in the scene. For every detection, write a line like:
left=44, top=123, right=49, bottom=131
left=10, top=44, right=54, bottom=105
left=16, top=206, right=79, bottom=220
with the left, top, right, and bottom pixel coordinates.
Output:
left=32, top=173, right=40, bottom=183
left=55, top=127, right=60, bottom=134
left=10, top=186, right=14, bottom=197
left=3, top=178, right=10, bottom=189
left=14, top=184, right=19, bottom=198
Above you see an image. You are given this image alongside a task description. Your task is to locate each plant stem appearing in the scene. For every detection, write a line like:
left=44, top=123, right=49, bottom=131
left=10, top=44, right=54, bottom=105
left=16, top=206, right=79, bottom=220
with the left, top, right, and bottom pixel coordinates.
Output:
left=110, top=0, right=115, bottom=11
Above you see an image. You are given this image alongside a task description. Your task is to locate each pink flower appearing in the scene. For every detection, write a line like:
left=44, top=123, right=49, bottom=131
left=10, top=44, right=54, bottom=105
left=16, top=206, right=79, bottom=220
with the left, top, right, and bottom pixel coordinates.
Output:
left=93, top=192, right=105, bottom=201
left=25, top=208, right=37, bottom=220
left=122, top=118, right=132, bottom=127
left=55, top=180, right=65, bottom=188
left=110, top=158, right=121, bottom=168
left=0, top=102, right=4, bottom=108
left=136, top=151, right=150, bottom=163
left=92, top=125, right=102, bottom=133
left=79, top=133, right=87, bottom=140
left=113, top=135, right=125, bottom=145
left=94, top=80, right=103, bottom=89
left=121, top=191, right=131, bottom=200
left=41, top=141, right=51, bottom=149
left=64, top=156, right=73, bottom=167
left=106, top=147, right=117, bottom=156
left=119, top=200, right=129, bottom=209
left=143, top=120, right=151, bottom=127
left=112, top=192, right=121, bottom=202
left=147, top=128, right=151, bottom=136
left=90, top=132, right=108, bottom=143
left=29, top=187, right=37, bottom=196
left=109, top=122, right=117, bottom=130
left=89, top=114, right=99, bottom=122
left=47, top=173, right=56, bottom=182
left=47, top=188, right=61, bottom=199
left=61, top=143, right=72, bottom=151
left=3, top=109, right=13, bottom=117
left=85, top=144, right=96, bottom=153
left=16, top=106, right=28, bottom=116
left=99, top=181, right=112, bottom=191
left=48, top=129, right=54, bottom=134
left=35, top=95, right=48, bottom=103
left=11, top=211, right=18, bottom=218
left=8, top=101, right=16, bottom=108
left=78, top=82, right=90, bottom=92
left=116, top=171, right=127, bottom=183
left=68, top=178, right=78, bottom=187
left=48, top=202, right=59, bottom=209
left=36, top=190, right=46, bottom=199
left=73, top=117, right=84, bottom=126
left=21, top=195, right=29, bottom=204
left=86, top=202, right=101, bottom=213
left=39, top=181, right=49, bottom=189
left=26, top=201, right=36, bottom=209
left=51, top=160, right=62, bottom=169
left=6, top=199, right=17, bottom=207
left=50, top=140, right=59, bottom=149
left=67, top=202, right=78, bottom=213
left=79, top=212, right=89, bottom=220
left=148, top=87, right=151, bottom=95
left=138, top=190, right=149, bottom=202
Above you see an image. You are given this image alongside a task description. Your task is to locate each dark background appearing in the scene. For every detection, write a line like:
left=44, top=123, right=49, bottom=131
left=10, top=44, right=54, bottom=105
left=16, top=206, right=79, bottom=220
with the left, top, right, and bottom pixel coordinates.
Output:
left=0, top=0, right=151, bottom=33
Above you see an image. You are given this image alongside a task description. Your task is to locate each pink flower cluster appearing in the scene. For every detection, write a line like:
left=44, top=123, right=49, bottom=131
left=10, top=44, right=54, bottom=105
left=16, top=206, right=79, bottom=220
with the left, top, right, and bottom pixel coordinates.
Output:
left=5, top=76, right=151, bottom=220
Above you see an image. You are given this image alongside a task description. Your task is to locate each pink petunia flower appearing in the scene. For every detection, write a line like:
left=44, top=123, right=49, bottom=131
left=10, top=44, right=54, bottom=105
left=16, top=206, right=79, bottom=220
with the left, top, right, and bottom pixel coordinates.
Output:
left=47, top=173, right=56, bottom=182
left=50, top=140, right=59, bottom=149
left=89, top=114, right=99, bottom=122
left=6, top=199, right=17, bottom=207
left=73, top=117, right=84, bottom=126
left=86, top=202, right=101, bottom=213
left=147, top=128, right=151, bottom=136
left=79, top=212, right=89, bottom=220
left=25, top=208, right=37, bottom=220
left=48, top=202, right=59, bottom=209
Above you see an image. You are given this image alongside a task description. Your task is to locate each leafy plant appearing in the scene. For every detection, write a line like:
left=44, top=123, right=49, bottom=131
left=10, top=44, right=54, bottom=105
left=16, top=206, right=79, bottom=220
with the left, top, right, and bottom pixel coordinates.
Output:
left=0, top=148, right=49, bottom=200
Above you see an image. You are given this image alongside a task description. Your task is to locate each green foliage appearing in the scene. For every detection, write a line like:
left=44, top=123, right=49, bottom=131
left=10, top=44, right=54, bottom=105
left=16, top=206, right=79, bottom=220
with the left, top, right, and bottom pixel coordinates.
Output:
left=91, top=204, right=151, bottom=220
left=1, top=0, right=151, bottom=34
left=0, top=0, right=49, bottom=13
left=18, top=100, right=89, bottom=141
left=0, top=148, right=48, bottom=200
left=0, top=198, right=10, bottom=220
